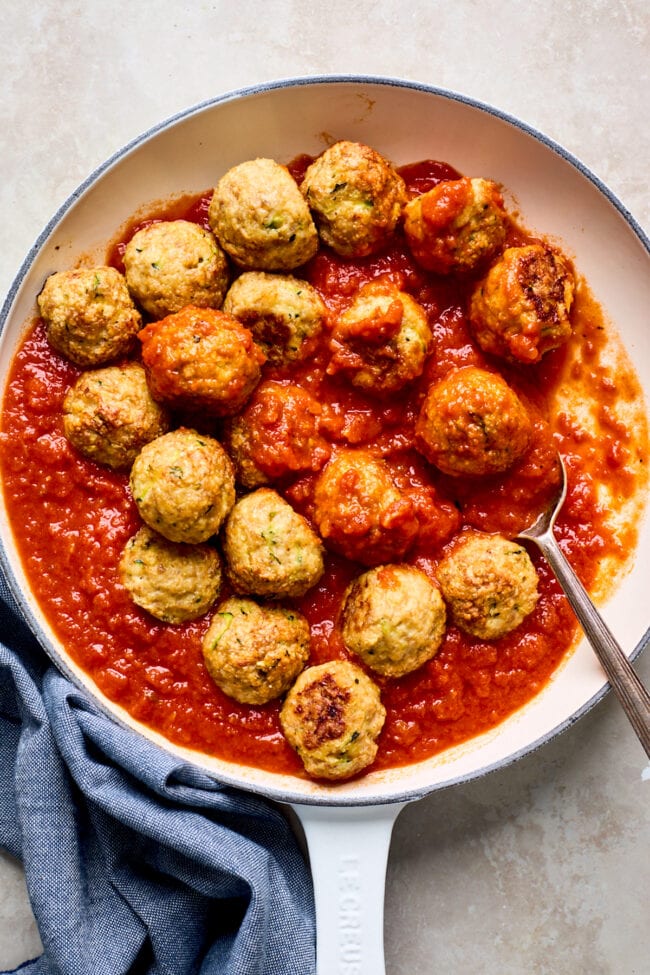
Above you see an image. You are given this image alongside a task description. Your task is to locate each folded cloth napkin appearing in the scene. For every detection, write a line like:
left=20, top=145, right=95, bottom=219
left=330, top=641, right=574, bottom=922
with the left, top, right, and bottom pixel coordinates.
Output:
left=0, top=579, right=315, bottom=975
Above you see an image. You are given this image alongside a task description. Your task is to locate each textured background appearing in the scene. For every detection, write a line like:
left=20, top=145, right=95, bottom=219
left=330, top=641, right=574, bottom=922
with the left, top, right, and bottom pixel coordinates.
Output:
left=1, top=2, right=649, bottom=972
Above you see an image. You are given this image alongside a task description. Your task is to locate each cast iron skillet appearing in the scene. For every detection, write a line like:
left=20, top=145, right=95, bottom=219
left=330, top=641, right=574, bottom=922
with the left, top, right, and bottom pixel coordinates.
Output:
left=1, top=78, right=648, bottom=973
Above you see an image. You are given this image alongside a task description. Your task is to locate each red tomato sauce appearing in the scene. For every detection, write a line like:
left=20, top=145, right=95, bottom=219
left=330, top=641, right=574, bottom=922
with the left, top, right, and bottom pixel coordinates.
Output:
left=1, top=160, right=646, bottom=779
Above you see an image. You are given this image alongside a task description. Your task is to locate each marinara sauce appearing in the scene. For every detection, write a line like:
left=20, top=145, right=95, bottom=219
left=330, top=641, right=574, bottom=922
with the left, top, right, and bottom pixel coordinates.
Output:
left=1, top=159, right=646, bottom=778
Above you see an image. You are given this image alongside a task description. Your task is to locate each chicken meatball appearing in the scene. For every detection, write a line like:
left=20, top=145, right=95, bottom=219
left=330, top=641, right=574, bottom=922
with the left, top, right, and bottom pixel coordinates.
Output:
left=202, top=596, right=310, bottom=705
left=223, top=488, right=324, bottom=599
left=415, top=366, right=532, bottom=477
left=280, top=660, right=386, bottom=780
left=130, top=428, right=235, bottom=543
left=223, top=381, right=331, bottom=489
left=209, top=158, right=318, bottom=271
left=63, top=362, right=169, bottom=470
left=119, top=525, right=222, bottom=623
left=139, top=305, right=265, bottom=417
left=222, top=271, right=326, bottom=366
left=341, top=564, right=446, bottom=677
left=311, top=449, right=419, bottom=566
left=37, top=266, right=141, bottom=367
left=403, top=177, right=507, bottom=274
left=436, top=531, right=539, bottom=639
left=123, top=220, right=229, bottom=318
left=327, top=277, right=432, bottom=395
left=469, top=243, right=575, bottom=364
left=301, top=141, right=407, bottom=258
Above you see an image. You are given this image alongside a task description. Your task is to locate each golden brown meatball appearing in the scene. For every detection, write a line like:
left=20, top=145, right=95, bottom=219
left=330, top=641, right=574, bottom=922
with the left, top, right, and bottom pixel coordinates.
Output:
left=469, top=243, right=575, bottom=364
left=327, top=277, right=432, bottom=395
left=311, top=449, right=419, bottom=566
left=138, top=305, right=265, bottom=417
left=123, top=220, right=229, bottom=318
left=38, top=266, right=141, bottom=366
left=222, top=381, right=331, bottom=489
left=209, top=158, right=318, bottom=271
left=129, top=428, right=235, bottom=543
left=436, top=531, right=539, bottom=639
left=223, top=488, right=324, bottom=599
left=119, top=525, right=222, bottom=623
left=341, top=564, right=446, bottom=677
left=415, top=366, right=532, bottom=477
left=301, top=141, right=407, bottom=258
left=403, top=177, right=507, bottom=274
left=222, top=271, right=326, bottom=366
left=63, top=362, right=170, bottom=470
left=279, top=659, right=386, bottom=780
left=202, top=596, right=310, bottom=704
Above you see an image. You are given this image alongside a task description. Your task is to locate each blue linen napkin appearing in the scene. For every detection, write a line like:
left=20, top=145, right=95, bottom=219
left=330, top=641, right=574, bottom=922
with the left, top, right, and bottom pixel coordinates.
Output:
left=0, top=579, right=315, bottom=975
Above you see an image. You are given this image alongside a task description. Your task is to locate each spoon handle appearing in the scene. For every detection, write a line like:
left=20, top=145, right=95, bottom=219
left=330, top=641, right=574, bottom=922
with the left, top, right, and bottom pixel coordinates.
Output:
left=533, top=533, right=650, bottom=757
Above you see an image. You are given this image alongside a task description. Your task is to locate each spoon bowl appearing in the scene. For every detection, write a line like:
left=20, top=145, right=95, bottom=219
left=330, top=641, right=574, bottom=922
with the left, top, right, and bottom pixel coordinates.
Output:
left=517, top=454, right=568, bottom=542
left=517, top=454, right=650, bottom=756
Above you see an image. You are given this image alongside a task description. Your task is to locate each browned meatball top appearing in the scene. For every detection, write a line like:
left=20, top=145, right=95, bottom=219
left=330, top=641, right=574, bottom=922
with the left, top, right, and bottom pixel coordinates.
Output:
left=279, top=660, right=386, bottom=780
left=469, top=244, right=575, bottom=364
left=63, top=362, right=169, bottom=470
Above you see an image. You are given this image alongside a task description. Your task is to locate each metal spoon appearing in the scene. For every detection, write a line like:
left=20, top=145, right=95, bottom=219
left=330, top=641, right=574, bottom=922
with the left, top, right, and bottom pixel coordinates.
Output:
left=516, top=453, right=650, bottom=757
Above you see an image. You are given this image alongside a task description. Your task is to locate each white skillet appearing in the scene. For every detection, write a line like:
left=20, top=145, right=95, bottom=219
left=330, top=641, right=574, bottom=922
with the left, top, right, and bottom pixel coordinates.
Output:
left=1, top=77, right=648, bottom=974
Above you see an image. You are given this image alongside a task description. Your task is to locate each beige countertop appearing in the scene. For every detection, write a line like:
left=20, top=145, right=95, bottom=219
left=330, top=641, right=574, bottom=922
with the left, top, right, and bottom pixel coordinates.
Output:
left=1, top=2, right=649, bottom=972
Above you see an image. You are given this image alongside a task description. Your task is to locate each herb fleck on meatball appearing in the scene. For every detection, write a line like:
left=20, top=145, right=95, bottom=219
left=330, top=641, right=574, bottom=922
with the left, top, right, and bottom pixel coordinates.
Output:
left=119, top=525, right=222, bottom=623
left=436, top=531, right=539, bottom=639
left=302, top=141, right=407, bottom=258
left=38, top=266, right=141, bottom=366
left=223, top=488, right=324, bottom=598
left=203, top=596, right=310, bottom=704
left=129, top=428, right=235, bottom=544
left=209, top=158, right=318, bottom=271
left=124, top=219, right=229, bottom=319
left=341, top=564, right=446, bottom=677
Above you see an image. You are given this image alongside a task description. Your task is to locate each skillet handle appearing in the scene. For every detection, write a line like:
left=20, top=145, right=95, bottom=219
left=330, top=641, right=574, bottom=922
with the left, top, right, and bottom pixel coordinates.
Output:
left=291, top=801, right=407, bottom=975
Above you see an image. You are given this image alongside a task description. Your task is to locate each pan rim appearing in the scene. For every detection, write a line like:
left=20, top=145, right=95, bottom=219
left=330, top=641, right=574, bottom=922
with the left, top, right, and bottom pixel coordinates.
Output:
left=1, top=73, right=648, bottom=807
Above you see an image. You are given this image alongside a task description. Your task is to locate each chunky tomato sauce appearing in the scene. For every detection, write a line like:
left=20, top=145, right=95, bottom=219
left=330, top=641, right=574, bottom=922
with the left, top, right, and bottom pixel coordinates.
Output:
left=1, top=160, right=647, bottom=779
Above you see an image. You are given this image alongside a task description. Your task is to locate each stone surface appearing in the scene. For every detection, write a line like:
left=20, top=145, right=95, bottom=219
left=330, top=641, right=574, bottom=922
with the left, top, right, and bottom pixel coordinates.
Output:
left=1, top=2, right=648, bottom=972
